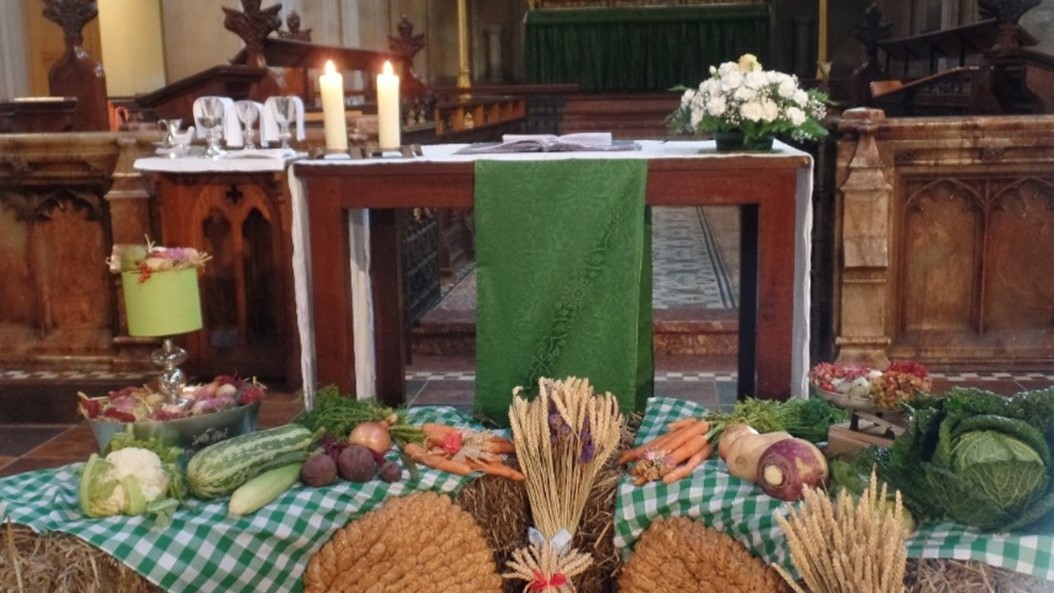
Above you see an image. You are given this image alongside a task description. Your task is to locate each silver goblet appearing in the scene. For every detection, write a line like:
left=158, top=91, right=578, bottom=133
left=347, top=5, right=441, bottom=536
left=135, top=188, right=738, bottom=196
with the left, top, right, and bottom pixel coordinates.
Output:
left=198, top=96, right=226, bottom=159
left=234, top=100, right=259, bottom=149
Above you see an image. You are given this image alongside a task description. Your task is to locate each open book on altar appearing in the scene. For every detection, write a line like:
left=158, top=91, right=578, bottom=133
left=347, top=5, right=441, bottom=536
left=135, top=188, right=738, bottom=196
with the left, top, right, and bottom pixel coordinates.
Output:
left=455, top=132, right=639, bottom=154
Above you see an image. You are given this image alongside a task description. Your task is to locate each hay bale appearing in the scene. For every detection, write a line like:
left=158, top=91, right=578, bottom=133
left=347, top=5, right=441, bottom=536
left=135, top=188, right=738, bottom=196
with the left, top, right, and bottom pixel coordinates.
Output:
left=905, top=559, right=1054, bottom=593
left=1, top=522, right=160, bottom=593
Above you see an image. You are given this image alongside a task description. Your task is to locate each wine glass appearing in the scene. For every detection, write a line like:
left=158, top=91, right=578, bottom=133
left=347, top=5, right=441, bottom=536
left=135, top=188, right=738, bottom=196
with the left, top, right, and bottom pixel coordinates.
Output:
left=271, top=96, right=295, bottom=150
left=198, top=96, right=226, bottom=159
left=234, top=100, right=259, bottom=149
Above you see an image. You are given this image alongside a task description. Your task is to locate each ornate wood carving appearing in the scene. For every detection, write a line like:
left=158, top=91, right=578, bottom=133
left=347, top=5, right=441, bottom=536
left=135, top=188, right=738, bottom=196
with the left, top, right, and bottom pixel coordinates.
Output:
left=835, top=111, right=1054, bottom=367
left=42, top=0, right=109, bottom=131
left=222, top=0, right=283, bottom=69
left=277, top=10, right=311, bottom=41
left=388, top=16, right=428, bottom=99
left=0, top=132, right=156, bottom=370
left=980, top=0, right=1041, bottom=49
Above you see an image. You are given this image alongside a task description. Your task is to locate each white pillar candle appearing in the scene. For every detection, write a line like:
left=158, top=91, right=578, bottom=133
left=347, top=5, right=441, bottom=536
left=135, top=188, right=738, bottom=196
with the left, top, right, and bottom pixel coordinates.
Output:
left=320, top=60, right=348, bottom=150
left=377, top=60, right=401, bottom=150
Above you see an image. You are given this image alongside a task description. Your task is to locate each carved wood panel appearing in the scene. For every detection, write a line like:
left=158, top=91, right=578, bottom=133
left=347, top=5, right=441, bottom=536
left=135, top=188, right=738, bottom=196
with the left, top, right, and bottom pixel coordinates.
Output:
left=893, top=172, right=1054, bottom=362
left=0, top=188, right=112, bottom=358
left=155, top=173, right=295, bottom=384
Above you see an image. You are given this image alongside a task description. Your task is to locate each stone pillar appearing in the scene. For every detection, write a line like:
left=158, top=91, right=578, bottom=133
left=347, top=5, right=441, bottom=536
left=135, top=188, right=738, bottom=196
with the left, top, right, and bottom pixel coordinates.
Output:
left=484, top=25, right=502, bottom=83
left=835, top=108, right=892, bottom=368
left=0, top=0, right=29, bottom=98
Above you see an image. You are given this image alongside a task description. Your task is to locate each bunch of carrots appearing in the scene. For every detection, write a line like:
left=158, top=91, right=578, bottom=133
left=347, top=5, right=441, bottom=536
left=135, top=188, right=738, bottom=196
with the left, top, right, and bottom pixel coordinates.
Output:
left=402, top=423, right=525, bottom=481
left=619, top=417, right=712, bottom=485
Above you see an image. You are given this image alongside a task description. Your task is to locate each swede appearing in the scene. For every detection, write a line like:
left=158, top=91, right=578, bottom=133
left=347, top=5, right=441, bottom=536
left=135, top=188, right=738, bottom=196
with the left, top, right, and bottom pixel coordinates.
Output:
left=756, top=438, right=828, bottom=501
left=725, top=430, right=791, bottom=483
left=718, top=423, right=757, bottom=462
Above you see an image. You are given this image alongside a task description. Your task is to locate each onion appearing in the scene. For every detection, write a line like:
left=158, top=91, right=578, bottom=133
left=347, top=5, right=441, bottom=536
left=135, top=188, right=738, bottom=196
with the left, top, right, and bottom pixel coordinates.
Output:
left=756, top=438, right=828, bottom=501
left=348, top=421, right=392, bottom=455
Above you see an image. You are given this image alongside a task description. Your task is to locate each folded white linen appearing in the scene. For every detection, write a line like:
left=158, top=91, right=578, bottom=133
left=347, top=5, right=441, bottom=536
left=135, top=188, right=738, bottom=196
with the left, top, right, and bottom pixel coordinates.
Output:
left=260, top=96, right=306, bottom=146
left=192, top=96, right=244, bottom=147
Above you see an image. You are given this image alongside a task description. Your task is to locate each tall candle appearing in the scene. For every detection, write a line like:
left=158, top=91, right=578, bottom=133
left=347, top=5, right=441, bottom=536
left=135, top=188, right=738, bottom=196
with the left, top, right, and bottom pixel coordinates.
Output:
left=320, top=60, right=348, bottom=150
left=377, top=60, right=401, bottom=150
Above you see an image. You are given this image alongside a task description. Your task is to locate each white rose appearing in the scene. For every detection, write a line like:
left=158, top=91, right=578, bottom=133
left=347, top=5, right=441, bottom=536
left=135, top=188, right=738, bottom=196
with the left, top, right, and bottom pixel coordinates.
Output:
left=681, top=89, right=695, bottom=108
left=743, top=71, right=766, bottom=90
left=760, top=99, right=779, bottom=122
left=734, top=85, right=756, bottom=102
left=786, top=106, right=806, bottom=126
left=740, top=101, right=763, bottom=122
left=793, top=89, right=809, bottom=106
left=721, top=71, right=744, bottom=92
left=706, top=96, right=727, bottom=117
left=778, top=77, right=798, bottom=98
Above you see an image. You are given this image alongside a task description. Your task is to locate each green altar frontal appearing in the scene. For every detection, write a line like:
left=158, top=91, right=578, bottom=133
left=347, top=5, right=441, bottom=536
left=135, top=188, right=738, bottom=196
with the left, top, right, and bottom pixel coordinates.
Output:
left=525, top=4, right=771, bottom=92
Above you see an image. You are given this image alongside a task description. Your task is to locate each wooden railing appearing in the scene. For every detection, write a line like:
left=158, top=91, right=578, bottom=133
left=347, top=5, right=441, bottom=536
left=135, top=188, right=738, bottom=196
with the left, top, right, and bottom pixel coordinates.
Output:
left=833, top=109, right=1054, bottom=369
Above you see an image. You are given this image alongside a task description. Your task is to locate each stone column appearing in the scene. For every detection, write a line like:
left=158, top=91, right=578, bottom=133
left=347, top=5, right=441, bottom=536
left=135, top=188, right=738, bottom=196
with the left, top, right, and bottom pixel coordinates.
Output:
left=0, top=0, right=29, bottom=98
left=484, top=25, right=502, bottom=83
left=835, top=108, right=893, bottom=368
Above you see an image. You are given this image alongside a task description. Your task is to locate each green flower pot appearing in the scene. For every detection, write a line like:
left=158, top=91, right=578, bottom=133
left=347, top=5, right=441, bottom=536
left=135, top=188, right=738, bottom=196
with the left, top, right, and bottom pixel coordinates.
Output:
left=713, top=129, right=774, bottom=152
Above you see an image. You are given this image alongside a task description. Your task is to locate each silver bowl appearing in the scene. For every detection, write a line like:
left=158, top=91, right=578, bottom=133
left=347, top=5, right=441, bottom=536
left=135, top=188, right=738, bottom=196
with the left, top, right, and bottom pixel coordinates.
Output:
left=89, top=401, right=260, bottom=456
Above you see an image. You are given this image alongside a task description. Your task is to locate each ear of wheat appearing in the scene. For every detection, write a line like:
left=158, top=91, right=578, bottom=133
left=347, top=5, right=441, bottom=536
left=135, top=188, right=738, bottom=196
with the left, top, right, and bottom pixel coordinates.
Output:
left=775, top=472, right=908, bottom=593
left=506, top=376, right=623, bottom=592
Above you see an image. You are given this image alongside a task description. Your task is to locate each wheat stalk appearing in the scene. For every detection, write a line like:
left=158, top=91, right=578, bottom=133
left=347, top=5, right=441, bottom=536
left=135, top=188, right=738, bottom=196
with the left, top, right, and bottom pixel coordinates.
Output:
left=509, top=376, right=623, bottom=540
left=775, top=472, right=908, bottom=593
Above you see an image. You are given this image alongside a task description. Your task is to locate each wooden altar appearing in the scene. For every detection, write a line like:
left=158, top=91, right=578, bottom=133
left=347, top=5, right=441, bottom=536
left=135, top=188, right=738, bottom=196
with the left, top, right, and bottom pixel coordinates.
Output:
left=293, top=143, right=813, bottom=406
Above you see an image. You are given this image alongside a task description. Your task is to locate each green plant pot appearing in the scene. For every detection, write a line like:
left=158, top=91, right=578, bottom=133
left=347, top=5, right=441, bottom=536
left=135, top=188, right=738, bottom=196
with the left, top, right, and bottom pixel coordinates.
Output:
left=713, top=130, right=774, bottom=152
left=121, top=268, right=203, bottom=337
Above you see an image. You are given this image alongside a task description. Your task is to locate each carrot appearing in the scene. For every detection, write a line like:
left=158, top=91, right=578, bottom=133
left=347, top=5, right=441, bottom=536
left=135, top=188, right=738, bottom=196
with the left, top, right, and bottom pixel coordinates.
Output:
left=666, top=418, right=699, bottom=432
left=662, top=434, right=710, bottom=468
left=467, top=459, right=525, bottom=481
left=652, top=420, right=710, bottom=457
left=661, top=443, right=713, bottom=484
left=488, top=437, right=516, bottom=455
left=403, top=442, right=473, bottom=476
left=421, top=423, right=460, bottom=444
left=618, top=428, right=687, bottom=465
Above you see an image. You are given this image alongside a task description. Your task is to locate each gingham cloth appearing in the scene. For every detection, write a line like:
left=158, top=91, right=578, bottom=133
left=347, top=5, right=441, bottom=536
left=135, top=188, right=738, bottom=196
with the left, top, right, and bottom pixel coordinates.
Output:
left=614, top=397, right=1054, bottom=581
left=0, top=406, right=482, bottom=593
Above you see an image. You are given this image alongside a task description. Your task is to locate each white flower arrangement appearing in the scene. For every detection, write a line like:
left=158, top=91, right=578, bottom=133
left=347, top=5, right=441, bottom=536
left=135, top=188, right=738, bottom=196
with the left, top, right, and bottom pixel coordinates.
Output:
left=669, top=54, right=829, bottom=147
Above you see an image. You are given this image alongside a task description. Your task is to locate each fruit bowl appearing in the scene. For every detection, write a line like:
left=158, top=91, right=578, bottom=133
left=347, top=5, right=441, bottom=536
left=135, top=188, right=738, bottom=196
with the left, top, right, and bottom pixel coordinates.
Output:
left=89, top=400, right=260, bottom=455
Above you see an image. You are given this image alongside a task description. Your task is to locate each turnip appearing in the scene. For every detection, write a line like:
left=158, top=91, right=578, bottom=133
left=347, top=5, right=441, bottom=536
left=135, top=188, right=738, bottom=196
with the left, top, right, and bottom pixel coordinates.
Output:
left=756, top=438, right=828, bottom=501
left=718, top=423, right=757, bottom=462
left=725, top=430, right=791, bottom=483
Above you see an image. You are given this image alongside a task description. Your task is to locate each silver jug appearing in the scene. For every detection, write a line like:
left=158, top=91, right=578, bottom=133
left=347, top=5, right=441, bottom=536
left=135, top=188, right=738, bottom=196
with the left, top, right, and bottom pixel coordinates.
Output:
left=157, top=118, right=184, bottom=148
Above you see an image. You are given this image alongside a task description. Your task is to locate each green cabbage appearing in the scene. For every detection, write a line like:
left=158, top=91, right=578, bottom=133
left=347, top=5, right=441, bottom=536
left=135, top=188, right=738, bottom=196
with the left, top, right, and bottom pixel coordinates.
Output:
left=886, top=405, right=1054, bottom=532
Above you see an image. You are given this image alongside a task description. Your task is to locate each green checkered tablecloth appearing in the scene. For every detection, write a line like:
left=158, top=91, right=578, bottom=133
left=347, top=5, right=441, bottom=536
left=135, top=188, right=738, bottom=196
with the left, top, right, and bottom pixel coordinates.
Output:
left=0, top=406, right=481, bottom=593
left=614, top=397, right=1054, bottom=582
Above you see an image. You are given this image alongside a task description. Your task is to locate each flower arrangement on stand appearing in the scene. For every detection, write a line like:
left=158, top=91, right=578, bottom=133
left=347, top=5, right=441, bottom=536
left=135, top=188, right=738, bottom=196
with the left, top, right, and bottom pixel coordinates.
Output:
left=505, top=377, right=623, bottom=593
left=809, top=361, right=933, bottom=411
left=668, top=53, right=829, bottom=151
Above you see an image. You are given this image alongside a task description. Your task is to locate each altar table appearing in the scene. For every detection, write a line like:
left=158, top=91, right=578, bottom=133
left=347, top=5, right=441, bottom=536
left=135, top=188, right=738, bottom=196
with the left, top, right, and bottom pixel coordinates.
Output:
left=292, top=141, right=813, bottom=406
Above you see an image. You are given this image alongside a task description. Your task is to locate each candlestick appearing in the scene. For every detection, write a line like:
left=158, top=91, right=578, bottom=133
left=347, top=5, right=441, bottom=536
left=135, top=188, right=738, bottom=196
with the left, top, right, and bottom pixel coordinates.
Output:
left=456, top=0, right=471, bottom=90
left=818, top=0, right=828, bottom=65
left=320, top=60, right=348, bottom=150
left=377, top=60, right=401, bottom=150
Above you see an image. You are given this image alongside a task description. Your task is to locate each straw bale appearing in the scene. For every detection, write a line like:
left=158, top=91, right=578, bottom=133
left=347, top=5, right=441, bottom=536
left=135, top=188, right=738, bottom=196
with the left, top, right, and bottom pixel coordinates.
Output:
left=0, top=522, right=161, bottom=593
left=905, top=559, right=1054, bottom=593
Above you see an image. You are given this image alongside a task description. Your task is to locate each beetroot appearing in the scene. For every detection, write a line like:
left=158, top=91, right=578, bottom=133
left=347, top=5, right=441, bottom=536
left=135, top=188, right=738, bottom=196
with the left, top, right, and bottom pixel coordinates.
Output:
left=377, top=460, right=403, bottom=483
left=756, top=438, right=828, bottom=501
left=301, top=453, right=338, bottom=487
left=338, top=445, right=377, bottom=482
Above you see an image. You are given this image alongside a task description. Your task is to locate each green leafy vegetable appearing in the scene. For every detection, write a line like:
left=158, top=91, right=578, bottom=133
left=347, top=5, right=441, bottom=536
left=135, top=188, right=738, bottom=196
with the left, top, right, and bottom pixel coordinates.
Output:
left=296, top=385, right=423, bottom=446
left=704, top=397, right=847, bottom=443
left=886, top=392, right=1054, bottom=531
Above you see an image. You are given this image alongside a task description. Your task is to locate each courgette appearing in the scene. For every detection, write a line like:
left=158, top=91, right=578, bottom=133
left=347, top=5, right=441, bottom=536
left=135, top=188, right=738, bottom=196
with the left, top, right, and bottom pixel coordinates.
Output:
left=228, top=462, right=302, bottom=517
left=186, top=424, right=314, bottom=499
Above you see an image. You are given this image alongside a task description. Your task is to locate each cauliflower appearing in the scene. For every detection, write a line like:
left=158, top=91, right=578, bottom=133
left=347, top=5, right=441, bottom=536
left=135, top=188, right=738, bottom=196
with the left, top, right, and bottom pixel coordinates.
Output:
left=79, top=438, right=185, bottom=525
